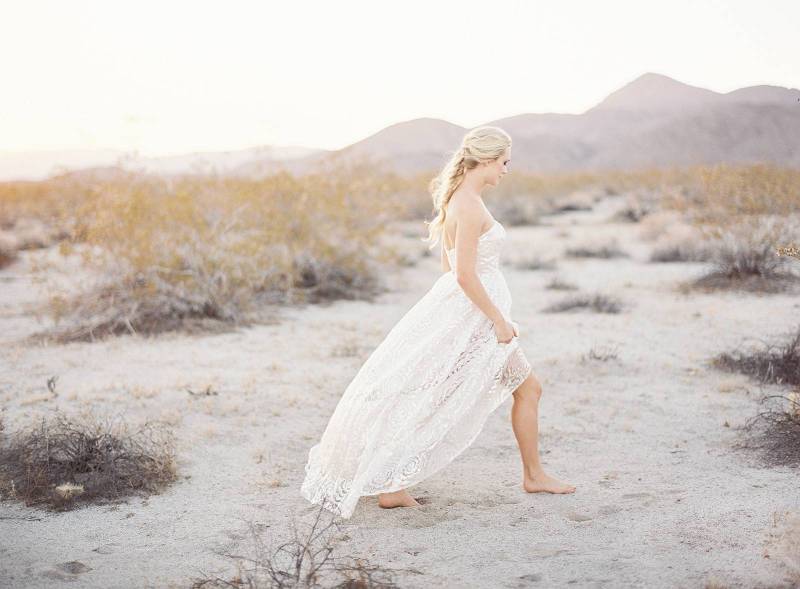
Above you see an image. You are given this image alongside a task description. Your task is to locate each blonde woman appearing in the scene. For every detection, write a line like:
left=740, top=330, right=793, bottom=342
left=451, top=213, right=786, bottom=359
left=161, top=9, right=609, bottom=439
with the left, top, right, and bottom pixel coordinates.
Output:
left=301, top=126, right=575, bottom=519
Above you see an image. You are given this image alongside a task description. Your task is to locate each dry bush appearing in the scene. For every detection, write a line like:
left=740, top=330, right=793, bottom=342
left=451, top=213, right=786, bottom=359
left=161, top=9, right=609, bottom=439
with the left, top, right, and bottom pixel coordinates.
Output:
left=565, top=242, right=628, bottom=259
left=491, top=168, right=684, bottom=222
left=192, top=503, right=405, bottom=588
left=549, top=190, right=596, bottom=213
left=665, top=163, right=800, bottom=222
left=712, top=327, right=800, bottom=388
left=714, top=327, right=800, bottom=468
left=0, top=178, right=72, bottom=229
left=545, top=276, right=578, bottom=291
left=661, top=163, right=800, bottom=291
left=649, top=244, right=695, bottom=263
left=543, top=293, right=623, bottom=314
left=609, top=192, right=658, bottom=223
left=764, top=511, right=800, bottom=583
left=513, top=255, right=557, bottom=271
left=691, top=217, right=799, bottom=292
left=25, top=157, right=404, bottom=342
left=734, top=393, right=800, bottom=468
left=490, top=196, right=543, bottom=226
left=403, top=166, right=694, bottom=227
left=640, top=211, right=716, bottom=265
left=0, top=231, right=18, bottom=269
left=581, top=344, right=620, bottom=362
left=0, top=411, right=177, bottom=510
left=0, top=171, right=115, bottom=247
left=649, top=241, right=713, bottom=263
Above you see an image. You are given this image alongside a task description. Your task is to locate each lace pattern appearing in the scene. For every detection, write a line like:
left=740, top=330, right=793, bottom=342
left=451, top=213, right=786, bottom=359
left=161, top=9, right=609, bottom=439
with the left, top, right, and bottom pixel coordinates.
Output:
left=301, top=220, right=533, bottom=519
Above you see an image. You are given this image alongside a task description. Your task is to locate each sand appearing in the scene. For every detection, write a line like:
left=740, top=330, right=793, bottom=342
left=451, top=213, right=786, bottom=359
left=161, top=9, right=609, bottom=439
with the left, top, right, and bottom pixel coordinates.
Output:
left=1, top=194, right=798, bottom=588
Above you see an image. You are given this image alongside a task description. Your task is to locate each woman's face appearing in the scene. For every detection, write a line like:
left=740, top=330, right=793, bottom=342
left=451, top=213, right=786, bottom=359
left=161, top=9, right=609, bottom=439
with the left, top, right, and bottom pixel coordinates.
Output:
left=484, top=148, right=510, bottom=186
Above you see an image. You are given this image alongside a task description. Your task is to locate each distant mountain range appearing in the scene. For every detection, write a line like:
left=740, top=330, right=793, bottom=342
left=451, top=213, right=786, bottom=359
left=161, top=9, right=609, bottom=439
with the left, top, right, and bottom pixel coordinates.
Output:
left=3, top=72, right=798, bottom=181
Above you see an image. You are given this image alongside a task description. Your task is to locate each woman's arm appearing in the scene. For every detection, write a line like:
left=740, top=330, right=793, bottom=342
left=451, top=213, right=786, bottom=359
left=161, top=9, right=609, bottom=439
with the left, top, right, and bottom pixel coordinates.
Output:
left=452, top=203, right=505, bottom=325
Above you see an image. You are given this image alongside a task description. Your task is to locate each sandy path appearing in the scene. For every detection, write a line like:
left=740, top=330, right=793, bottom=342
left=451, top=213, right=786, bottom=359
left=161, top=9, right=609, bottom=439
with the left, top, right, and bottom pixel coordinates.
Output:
left=1, top=195, right=798, bottom=588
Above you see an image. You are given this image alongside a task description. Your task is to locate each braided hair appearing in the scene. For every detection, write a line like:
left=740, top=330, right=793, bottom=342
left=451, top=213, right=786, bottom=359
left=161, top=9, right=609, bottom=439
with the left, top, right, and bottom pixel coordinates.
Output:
left=424, top=126, right=511, bottom=249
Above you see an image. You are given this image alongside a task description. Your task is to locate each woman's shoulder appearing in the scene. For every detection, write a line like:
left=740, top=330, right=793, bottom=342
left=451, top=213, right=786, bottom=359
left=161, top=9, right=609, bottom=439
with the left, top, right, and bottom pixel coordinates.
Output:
left=451, top=192, right=490, bottom=226
left=449, top=191, right=484, bottom=218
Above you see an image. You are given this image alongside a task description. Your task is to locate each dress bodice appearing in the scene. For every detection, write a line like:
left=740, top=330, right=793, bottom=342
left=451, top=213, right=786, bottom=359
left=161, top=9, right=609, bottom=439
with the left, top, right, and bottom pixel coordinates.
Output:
left=445, top=219, right=506, bottom=274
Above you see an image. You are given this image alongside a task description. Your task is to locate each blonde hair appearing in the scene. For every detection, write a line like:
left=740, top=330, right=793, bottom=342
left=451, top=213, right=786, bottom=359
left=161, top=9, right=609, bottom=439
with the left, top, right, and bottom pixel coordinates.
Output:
left=423, top=126, right=511, bottom=249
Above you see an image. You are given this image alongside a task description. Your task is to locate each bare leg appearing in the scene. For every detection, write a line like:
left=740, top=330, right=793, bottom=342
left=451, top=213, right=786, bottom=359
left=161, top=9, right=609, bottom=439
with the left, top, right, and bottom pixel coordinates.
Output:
left=511, top=373, right=576, bottom=494
left=378, top=488, right=421, bottom=509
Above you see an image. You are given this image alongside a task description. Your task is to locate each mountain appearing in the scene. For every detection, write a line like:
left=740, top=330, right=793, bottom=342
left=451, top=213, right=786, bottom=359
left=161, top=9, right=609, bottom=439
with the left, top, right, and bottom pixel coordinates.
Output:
left=0, top=145, right=322, bottom=182
left=317, top=72, right=800, bottom=174
left=3, top=72, right=798, bottom=181
left=0, top=149, right=129, bottom=182
left=591, top=72, right=721, bottom=113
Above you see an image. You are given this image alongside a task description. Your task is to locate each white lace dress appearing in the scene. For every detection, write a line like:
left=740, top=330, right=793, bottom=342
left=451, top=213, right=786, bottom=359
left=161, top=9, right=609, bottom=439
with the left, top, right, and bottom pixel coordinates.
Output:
left=300, top=219, right=532, bottom=518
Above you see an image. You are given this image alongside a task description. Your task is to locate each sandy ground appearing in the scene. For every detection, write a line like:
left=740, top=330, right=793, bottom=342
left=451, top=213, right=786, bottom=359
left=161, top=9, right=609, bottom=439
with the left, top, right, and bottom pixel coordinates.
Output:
left=1, top=194, right=799, bottom=588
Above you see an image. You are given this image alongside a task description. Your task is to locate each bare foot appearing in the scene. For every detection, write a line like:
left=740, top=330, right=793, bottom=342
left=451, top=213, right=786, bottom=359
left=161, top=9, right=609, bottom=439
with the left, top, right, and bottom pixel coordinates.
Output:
left=523, top=470, right=576, bottom=494
left=378, top=489, right=421, bottom=509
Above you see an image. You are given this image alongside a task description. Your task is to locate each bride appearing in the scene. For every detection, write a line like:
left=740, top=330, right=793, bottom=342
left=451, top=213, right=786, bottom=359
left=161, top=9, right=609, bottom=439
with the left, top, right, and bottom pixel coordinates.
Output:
left=301, top=126, right=575, bottom=519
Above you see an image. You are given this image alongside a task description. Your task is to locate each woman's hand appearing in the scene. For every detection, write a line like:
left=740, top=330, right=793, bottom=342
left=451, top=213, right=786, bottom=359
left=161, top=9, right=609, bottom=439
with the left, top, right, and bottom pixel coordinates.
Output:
left=494, top=318, right=518, bottom=344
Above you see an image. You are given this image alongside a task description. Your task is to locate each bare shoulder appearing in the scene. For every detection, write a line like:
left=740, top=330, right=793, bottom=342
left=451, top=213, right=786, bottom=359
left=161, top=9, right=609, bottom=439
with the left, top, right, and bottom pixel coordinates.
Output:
left=448, top=191, right=490, bottom=241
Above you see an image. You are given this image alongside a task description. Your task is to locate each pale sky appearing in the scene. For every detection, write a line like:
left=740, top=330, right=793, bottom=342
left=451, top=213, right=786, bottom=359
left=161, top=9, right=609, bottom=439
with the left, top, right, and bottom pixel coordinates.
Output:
left=2, top=0, right=798, bottom=156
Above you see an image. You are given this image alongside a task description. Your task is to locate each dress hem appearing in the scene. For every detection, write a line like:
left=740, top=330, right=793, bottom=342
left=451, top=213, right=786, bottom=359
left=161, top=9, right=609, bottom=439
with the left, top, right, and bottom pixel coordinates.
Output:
left=300, top=347, right=533, bottom=520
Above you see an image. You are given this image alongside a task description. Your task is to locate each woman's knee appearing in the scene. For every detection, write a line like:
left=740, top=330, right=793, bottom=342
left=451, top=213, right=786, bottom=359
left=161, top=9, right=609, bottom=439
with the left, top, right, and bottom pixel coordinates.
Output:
left=514, top=374, right=542, bottom=402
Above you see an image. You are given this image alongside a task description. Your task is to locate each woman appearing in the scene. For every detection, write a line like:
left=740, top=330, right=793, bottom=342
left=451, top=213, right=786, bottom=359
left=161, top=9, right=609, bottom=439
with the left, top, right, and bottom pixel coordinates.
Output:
left=301, top=126, right=575, bottom=519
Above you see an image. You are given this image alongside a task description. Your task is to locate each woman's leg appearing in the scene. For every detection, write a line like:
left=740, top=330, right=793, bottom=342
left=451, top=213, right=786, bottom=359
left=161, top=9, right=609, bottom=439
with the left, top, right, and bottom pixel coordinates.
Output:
left=511, top=373, right=576, bottom=494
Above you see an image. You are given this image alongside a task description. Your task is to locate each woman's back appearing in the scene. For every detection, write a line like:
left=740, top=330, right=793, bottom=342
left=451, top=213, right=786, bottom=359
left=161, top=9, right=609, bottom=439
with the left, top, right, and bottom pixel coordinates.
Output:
left=441, top=192, right=494, bottom=251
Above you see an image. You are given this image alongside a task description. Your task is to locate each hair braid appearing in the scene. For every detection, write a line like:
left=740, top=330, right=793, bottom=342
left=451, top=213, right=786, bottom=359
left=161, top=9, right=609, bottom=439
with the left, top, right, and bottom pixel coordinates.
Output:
left=423, top=127, right=511, bottom=250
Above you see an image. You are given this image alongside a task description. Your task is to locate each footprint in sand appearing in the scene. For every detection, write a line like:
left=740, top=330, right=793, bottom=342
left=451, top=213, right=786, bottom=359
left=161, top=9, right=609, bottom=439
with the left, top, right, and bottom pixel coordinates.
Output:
left=42, top=561, right=92, bottom=581
left=566, top=511, right=593, bottom=522
left=517, top=572, right=543, bottom=583
left=597, top=504, right=623, bottom=516
left=621, top=492, right=656, bottom=506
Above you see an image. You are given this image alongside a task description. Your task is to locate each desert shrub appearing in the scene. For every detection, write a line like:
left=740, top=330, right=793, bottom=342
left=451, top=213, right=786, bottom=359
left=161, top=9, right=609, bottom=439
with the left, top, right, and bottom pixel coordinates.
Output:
left=0, top=232, right=18, bottom=269
left=549, top=191, right=596, bottom=213
left=401, top=166, right=694, bottom=225
left=545, top=276, right=578, bottom=291
left=691, top=217, right=799, bottom=292
left=712, top=327, right=800, bottom=388
left=513, top=255, right=557, bottom=271
left=543, top=293, right=623, bottom=314
left=0, top=411, right=177, bottom=510
left=663, top=163, right=800, bottom=292
left=713, top=327, right=800, bottom=466
left=581, top=344, right=620, bottom=362
left=734, top=393, right=800, bottom=468
left=609, top=193, right=657, bottom=223
left=192, top=504, right=404, bottom=588
left=0, top=170, right=125, bottom=245
left=649, top=242, right=713, bottom=263
left=490, top=195, right=542, bottom=226
left=565, top=242, right=628, bottom=259
left=665, top=163, right=800, bottom=222
left=29, top=157, right=404, bottom=341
